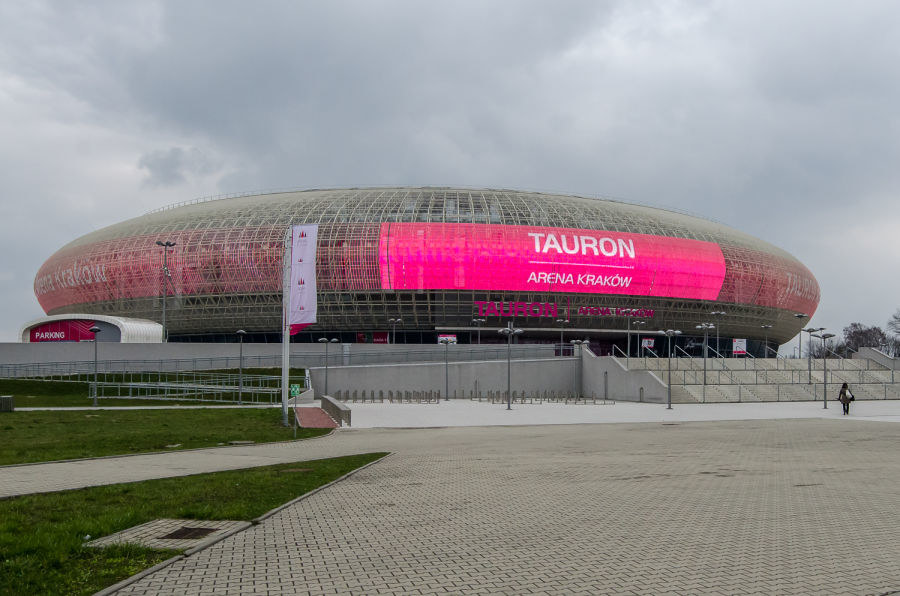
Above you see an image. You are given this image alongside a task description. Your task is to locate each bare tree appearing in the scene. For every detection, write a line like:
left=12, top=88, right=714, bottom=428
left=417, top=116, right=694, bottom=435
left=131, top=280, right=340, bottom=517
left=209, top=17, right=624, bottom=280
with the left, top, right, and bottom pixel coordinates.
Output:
left=842, top=323, right=889, bottom=354
left=889, top=309, right=900, bottom=336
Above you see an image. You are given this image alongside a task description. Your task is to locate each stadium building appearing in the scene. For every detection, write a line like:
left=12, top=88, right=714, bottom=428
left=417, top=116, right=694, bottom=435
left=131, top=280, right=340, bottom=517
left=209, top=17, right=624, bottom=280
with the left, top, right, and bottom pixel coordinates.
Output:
left=29, top=188, right=820, bottom=355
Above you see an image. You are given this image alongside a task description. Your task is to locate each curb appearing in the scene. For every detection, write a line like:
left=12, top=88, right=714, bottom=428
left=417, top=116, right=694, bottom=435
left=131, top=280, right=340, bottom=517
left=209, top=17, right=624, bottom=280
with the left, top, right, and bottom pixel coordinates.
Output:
left=94, top=452, right=392, bottom=595
left=93, top=554, right=185, bottom=596
left=252, top=453, right=393, bottom=524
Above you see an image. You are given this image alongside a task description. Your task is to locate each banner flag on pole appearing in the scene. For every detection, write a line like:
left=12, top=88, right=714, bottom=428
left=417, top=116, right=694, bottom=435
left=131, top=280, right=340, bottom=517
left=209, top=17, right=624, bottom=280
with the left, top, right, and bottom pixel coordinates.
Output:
left=281, top=224, right=318, bottom=426
left=288, top=224, right=318, bottom=334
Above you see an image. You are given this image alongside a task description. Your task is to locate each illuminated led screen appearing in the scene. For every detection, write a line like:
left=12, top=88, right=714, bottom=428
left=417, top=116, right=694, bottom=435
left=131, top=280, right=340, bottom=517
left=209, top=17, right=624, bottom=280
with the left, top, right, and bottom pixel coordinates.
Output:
left=378, top=223, right=727, bottom=300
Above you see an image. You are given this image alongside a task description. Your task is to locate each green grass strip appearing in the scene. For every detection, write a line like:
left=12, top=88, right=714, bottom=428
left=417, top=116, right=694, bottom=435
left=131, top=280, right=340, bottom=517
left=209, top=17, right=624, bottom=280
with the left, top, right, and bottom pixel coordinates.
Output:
left=0, top=453, right=387, bottom=596
left=0, top=409, right=331, bottom=466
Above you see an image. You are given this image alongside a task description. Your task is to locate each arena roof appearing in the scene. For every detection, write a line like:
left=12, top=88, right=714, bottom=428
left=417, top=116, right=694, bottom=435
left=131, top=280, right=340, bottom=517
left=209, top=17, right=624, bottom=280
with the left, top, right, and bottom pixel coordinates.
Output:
left=33, top=187, right=819, bottom=347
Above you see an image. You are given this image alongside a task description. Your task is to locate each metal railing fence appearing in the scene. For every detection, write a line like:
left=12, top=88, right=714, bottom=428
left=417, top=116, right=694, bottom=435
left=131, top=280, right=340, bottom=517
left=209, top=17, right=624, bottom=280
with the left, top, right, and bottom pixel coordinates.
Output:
left=0, top=344, right=567, bottom=379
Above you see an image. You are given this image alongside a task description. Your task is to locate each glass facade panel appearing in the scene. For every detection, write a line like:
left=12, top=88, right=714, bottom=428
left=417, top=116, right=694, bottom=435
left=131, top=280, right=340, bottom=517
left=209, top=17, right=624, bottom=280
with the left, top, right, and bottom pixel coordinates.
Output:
left=34, top=188, right=819, bottom=342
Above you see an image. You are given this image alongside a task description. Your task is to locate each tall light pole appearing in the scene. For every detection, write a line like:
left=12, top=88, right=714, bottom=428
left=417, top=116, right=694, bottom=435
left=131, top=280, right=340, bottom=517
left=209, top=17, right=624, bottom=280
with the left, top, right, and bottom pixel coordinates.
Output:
left=498, top=323, right=523, bottom=410
left=803, top=327, right=824, bottom=384
left=317, top=337, right=339, bottom=396
left=439, top=336, right=452, bottom=400
left=555, top=318, right=569, bottom=355
left=156, top=240, right=176, bottom=342
left=760, top=324, right=773, bottom=358
left=660, top=329, right=682, bottom=409
left=236, top=330, right=246, bottom=405
left=696, top=323, right=714, bottom=385
left=570, top=339, right=587, bottom=398
left=812, top=331, right=834, bottom=409
left=388, top=318, right=402, bottom=345
left=710, top=311, right=726, bottom=356
left=90, top=326, right=101, bottom=407
left=471, top=318, right=485, bottom=344
left=794, top=313, right=808, bottom=358
left=631, top=320, right=646, bottom=363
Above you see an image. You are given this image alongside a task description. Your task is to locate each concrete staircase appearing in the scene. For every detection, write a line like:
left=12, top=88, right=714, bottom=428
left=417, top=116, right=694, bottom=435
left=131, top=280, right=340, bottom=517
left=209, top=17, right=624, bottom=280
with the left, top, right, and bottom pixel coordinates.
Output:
left=618, top=356, right=900, bottom=404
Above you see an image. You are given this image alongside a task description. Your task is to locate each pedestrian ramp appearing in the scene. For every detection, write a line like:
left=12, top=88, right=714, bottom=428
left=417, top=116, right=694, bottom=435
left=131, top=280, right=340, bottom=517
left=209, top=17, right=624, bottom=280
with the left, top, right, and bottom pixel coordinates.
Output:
left=294, top=406, right=338, bottom=429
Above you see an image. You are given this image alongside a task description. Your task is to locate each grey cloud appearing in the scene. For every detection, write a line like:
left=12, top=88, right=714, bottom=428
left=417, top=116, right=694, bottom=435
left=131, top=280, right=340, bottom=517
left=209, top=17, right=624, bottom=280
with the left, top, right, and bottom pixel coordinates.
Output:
left=138, top=146, right=221, bottom=187
left=2, top=0, right=900, bottom=341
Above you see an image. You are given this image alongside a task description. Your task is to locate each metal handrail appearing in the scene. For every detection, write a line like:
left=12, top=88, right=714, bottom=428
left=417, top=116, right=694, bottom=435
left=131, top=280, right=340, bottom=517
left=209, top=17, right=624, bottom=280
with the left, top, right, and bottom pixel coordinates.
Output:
left=674, top=345, right=694, bottom=365
left=0, top=345, right=563, bottom=379
left=611, top=344, right=629, bottom=367
left=707, top=346, right=726, bottom=359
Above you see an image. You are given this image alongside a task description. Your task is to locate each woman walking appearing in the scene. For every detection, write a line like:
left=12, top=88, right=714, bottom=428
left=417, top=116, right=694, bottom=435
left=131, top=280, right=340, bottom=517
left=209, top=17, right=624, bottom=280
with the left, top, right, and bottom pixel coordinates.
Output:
left=838, top=382, right=855, bottom=415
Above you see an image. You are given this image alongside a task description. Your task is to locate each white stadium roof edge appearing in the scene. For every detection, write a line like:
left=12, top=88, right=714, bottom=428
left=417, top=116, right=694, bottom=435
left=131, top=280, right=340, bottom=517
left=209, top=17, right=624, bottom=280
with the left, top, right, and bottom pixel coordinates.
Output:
left=20, top=314, right=164, bottom=343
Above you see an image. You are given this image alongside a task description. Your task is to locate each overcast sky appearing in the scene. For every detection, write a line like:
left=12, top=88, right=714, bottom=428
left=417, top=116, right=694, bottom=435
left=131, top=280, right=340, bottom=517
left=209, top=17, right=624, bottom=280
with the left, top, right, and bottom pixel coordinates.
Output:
left=2, top=1, right=899, bottom=348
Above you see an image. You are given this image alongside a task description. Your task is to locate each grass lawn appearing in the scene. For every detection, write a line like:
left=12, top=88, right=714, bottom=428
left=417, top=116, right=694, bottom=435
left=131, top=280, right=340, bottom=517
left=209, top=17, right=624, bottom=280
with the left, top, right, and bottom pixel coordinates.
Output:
left=0, top=409, right=331, bottom=465
left=0, top=453, right=387, bottom=596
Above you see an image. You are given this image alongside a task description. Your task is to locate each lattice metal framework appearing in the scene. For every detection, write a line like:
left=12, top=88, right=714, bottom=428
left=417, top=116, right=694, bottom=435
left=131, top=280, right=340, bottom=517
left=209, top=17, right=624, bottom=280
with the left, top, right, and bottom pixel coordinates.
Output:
left=34, top=188, right=820, bottom=343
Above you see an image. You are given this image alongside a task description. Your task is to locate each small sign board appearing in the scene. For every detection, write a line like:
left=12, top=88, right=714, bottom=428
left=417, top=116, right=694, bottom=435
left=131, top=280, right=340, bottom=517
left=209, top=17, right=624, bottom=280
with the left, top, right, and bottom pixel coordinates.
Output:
left=290, top=384, right=301, bottom=397
left=438, top=334, right=457, bottom=344
left=640, top=338, right=655, bottom=348
left=732, top=338, right=747, bottom=356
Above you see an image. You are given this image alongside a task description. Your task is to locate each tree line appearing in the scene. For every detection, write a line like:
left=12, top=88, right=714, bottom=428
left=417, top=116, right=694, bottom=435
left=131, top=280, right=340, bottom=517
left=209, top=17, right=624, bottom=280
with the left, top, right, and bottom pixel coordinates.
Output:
left=805, top=310, right=900, bottom=358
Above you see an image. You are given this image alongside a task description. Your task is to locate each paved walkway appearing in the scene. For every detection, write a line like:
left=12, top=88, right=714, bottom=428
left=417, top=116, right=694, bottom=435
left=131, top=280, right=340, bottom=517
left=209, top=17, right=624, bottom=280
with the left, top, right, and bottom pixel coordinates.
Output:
left=4, top=401, right=899, bottom=499
left=4, top=401, right=900, bottom=594
left=116, top=418, right=900, bottom=595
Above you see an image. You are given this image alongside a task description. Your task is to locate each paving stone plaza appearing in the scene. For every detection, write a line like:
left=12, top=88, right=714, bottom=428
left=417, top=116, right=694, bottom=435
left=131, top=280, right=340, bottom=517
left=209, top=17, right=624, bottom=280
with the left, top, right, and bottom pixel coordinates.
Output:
left=4, top=403, right=900, bottom=594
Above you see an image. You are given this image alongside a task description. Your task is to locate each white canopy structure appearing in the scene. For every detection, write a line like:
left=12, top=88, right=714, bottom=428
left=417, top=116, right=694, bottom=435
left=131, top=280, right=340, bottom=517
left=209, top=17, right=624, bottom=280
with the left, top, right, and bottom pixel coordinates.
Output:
left=20, top=314, right=163, bottom=343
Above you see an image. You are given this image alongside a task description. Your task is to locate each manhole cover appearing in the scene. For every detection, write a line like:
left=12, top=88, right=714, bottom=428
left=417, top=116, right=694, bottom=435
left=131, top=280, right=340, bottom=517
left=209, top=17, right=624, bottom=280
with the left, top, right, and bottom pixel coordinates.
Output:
left=160, top=526, right=218, bottom=540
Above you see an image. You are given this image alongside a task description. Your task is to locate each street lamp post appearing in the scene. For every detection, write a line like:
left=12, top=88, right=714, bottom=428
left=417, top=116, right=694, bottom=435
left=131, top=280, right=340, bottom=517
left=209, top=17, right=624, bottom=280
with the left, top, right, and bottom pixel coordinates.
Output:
left=803, top=327, right=825, bottom=384
left=794, top=313, right=808, bottom=359
left=877, top=341, right=895, bottom=381
left=570, top=339, right=586, bottom=398
left=695, top=323, right=714, bottom=385
left=155, top=240, right=176, bottom=342
left=439, top=336, right=452, bottom=400
left=631, top=320, right=646, bottom=364
left=498, top=323, right=523, bottom=410
left=90, top=326, right=101, bottom=407
left=760, top=324, right=773, bottom=358
left=710, top=311, right=726, bottom=356
left=317, top=337, right=339, bottom=396
left=471, top=318, right=486, bottom=344
left=388, top=318, right=402, bottom=344
left=812, top=332, right=835, bottom=408
left=660, top=329, right=682, bottom=409
left=555, top=318, right=569, bottom=355
left=236, top=330, right=246, bottom=405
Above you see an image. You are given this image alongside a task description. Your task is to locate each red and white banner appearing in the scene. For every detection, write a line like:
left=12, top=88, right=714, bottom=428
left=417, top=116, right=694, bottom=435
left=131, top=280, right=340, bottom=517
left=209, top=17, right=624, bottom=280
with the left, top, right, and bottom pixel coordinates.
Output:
left=641, top=338, right=656, bottom=349
left=732, top=338, right=747, bottom=356
left=288, top=224, right=318, bottom=334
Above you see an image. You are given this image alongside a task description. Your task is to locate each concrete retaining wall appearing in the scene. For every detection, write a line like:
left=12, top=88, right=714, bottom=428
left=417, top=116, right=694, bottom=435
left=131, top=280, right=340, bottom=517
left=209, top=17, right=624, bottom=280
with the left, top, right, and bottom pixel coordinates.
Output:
left=310, top=358, right=577, bottom=399
left=581, top=352, right=668, bottom=403
left=855, top=347, right=897, bottom=371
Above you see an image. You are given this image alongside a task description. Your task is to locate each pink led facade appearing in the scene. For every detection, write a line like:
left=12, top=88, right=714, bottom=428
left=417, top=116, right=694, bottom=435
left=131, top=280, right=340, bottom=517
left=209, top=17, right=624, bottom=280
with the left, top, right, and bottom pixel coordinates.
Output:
left=33, top=188, right=820, bottom=341
left=379, top=223, right=727, bottom=300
